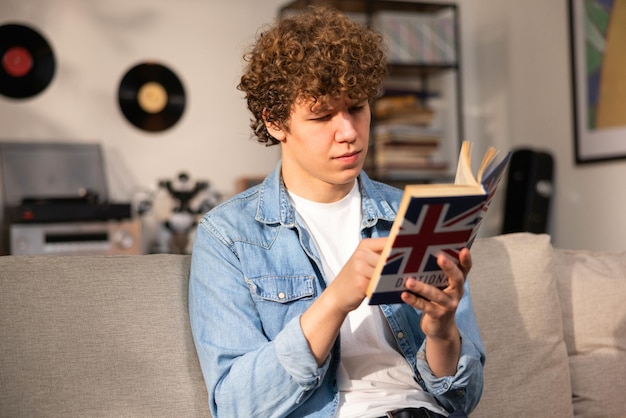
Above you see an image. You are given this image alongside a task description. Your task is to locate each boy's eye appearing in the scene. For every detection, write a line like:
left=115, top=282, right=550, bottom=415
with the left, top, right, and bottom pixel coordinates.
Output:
left=349, top=101, right=369, bottom=113
left=309, top=102, right=367, bottom=120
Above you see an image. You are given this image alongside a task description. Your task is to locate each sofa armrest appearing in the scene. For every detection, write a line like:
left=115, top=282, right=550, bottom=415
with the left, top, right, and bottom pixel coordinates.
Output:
left=468, top=233, right=572, bottom=417
left=553, top=247, right=626, bottom=417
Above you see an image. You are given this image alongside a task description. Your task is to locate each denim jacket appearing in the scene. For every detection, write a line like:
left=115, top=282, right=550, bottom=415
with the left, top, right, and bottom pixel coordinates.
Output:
left=189, top=164, right=485, bottom=418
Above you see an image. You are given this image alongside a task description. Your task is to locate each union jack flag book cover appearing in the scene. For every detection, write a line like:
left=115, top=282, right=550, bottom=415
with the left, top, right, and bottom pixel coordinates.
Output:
left=367, top=145, right=511, bottom=305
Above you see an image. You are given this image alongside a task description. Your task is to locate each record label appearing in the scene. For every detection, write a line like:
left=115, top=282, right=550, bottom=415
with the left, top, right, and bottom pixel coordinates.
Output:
left=137, top=81, right=168, bottom=114
left=118, top=62, right=185, bottom=132
left=3, top=46, right=33, bottom=77
left=0, top=23, right=55, bottom=99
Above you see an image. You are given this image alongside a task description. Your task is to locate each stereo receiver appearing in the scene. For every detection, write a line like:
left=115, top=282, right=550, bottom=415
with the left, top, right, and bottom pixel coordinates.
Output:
left=10, top=219, right=142, bottom=255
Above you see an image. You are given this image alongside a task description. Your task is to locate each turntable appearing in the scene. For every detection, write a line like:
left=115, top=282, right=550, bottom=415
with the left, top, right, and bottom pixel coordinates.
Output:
left=0, top=141, right=141, bottom=255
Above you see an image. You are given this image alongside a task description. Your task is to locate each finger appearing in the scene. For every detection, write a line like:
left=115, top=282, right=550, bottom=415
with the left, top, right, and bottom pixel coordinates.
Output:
left=435, top=255, right=466, bottom=303
left=401, top=286, right=452, bottom=319
left=400, top=289, right=428, bottom=310
left=437, top=253, right=464, bottom=286
left=353, top=238, right=386, bottom=262
left=356, top=237, right=389, bottom=269
left=400, top=285, right=434, bottom=308
left=458, top=248, right=472, bottom=276
left=362, top=237, right=388, bottom=253
left=403, top=278, right=448, bottom=308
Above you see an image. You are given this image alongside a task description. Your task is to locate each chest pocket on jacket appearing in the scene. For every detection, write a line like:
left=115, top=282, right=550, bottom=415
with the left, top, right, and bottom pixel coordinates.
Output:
left=246, top=275, right=316, bottom=338
left=246, top=275, right=315, bottom=303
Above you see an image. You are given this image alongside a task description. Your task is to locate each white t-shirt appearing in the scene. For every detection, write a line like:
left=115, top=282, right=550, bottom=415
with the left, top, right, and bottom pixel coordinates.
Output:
left=288, top=182, right=448, bottom=418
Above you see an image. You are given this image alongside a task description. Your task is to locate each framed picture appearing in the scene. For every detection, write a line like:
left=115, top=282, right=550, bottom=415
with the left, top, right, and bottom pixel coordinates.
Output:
left=569, top=0, right=626, bottom=163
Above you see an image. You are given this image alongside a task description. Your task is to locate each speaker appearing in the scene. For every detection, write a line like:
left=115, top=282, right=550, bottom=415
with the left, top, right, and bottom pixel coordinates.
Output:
left=502, top=148, right=554, bottom=234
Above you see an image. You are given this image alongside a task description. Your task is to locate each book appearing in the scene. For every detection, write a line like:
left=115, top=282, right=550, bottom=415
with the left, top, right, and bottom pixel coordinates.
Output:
left=366, top=141, right=512, bottom=305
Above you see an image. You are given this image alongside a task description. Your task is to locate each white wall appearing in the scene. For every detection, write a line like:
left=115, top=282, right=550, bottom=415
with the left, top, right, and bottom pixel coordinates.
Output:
left=461, top=0, right=626, bottom=251
left=2, top=0, right=625, bottom=252
left=0, top=0, right=282, bottom=202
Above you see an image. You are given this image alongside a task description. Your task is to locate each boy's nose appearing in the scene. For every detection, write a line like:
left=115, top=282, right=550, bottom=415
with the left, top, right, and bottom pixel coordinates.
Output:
left=335, top=113, right=358, bottom=142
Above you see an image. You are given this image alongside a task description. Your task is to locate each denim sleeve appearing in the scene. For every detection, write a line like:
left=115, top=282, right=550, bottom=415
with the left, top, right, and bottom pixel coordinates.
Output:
left=188, top=220, right=329, bottom=418
left=415, top=279, right=486, bottom=414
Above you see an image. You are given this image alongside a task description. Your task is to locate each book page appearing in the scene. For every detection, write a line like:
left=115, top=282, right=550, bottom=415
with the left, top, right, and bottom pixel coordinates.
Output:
left=454, top=141, right=479, bottom=186
left=477, top=147, right=498, bottom=183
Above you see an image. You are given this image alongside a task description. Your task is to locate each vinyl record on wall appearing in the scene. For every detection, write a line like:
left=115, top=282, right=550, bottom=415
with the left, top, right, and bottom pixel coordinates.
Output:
left=118, top=62, right=186, bottom=132
left=0, top=23, right=56, bottom=99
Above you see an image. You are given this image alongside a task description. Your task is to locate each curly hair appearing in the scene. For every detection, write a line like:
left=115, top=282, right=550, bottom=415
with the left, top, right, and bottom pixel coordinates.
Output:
left=238, top=6, right=387, bottom=145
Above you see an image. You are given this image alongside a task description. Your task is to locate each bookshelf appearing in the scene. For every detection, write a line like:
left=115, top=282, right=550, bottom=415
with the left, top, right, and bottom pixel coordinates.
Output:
left=279, top=0, right=462, bottom=186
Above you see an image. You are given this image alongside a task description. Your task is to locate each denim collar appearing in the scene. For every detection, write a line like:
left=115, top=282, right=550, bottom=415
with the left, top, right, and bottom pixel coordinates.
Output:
left=255, top=162, right=397, bottom=229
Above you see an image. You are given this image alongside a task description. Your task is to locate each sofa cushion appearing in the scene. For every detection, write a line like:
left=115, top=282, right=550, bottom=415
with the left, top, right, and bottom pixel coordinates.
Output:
left=469, top=233, right=573, bottom=417
left=0, top=254, right=210, bottom=418
left=553, top=247, right=626, bottom=417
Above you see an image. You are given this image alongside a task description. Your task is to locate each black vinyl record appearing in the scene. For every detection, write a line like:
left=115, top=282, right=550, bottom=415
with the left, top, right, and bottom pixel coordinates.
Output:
left=0, top=23, right=56, bottom=99
left=118, top=62, right=186, bottom=132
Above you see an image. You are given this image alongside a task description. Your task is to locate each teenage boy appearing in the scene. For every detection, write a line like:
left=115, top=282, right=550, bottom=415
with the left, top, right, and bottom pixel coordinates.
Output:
left=189, top=6, right=485, bottom=418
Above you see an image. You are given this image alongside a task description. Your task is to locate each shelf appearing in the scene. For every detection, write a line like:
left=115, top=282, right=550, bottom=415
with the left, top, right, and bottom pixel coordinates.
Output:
left=374, top=173, right=456, bottom=189
left=387, top=63, right=459, bottom=77
left=280, top=0, right=456, bottom=15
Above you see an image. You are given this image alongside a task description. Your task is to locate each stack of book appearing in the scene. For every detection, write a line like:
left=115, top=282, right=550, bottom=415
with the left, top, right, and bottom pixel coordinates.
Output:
left=372, top=94, right=448, bottom=179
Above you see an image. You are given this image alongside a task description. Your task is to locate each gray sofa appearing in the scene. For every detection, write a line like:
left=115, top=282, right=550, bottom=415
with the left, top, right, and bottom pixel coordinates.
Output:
left=1, top=232, right=624, bottom=417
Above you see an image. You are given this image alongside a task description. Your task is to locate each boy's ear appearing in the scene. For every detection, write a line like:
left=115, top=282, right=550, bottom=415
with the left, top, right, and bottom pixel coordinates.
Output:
left=263, top=109, right=286, bottom=142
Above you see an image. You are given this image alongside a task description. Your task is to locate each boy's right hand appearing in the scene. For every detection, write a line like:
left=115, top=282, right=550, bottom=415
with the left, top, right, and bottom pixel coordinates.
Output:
left=327, top=237, right=387, bottom=313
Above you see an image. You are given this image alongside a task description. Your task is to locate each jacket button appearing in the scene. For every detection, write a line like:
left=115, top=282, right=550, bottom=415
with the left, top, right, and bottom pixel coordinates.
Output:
left=397, top=332, right=404, bottom=339
left=278, top=292, right=286, bottom=299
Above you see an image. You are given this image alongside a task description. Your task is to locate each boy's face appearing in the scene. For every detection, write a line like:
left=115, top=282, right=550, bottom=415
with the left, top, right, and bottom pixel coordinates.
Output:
left=267, top=96, right=371, bottom=202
